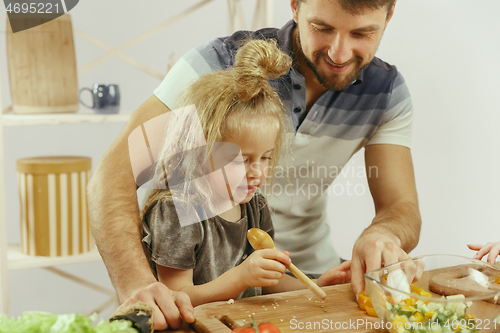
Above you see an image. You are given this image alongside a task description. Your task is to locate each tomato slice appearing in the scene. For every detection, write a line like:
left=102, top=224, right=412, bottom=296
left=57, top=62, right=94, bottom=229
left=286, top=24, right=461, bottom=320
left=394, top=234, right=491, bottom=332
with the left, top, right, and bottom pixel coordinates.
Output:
left=231, top=318, right=281, bottom=333
left=257, top=322, right=281, bottom=333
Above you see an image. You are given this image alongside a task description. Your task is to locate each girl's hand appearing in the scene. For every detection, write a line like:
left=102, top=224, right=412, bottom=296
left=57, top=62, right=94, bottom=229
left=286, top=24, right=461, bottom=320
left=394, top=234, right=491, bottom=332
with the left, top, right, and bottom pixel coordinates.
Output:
left=317, top=260, right=351, bottom=287
left=237, top=249, right=291, bottom=288
left=468, top=242, right=500, bottom=265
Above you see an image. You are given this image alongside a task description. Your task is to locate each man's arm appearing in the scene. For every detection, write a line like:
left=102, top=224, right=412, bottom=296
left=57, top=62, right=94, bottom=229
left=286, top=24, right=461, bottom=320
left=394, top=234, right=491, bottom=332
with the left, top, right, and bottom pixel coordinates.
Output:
left=87, top=95, right=193, bottom=330
left=350, top=144, right=421, bottom=296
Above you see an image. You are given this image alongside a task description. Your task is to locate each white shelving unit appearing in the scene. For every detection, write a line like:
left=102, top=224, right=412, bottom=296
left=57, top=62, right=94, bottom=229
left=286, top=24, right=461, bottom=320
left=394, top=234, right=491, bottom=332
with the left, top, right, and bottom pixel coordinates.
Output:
left=1, top=112, right=131, bottom=127
left=7, top=244, right=102, bottom=271
left=0, top=112, right=130, bottom=315
left=0, top=0, right=274, bottom=316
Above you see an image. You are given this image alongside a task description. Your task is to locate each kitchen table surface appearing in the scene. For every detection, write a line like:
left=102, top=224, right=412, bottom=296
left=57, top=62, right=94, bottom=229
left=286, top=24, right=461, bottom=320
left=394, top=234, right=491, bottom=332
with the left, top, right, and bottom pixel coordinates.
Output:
left=159, top=283, right=379, bottom=332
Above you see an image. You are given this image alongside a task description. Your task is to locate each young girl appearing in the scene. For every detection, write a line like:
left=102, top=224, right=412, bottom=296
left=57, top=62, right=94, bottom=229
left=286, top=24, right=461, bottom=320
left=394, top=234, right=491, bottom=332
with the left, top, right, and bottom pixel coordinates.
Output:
left=141, top=40, right=350, bottom=307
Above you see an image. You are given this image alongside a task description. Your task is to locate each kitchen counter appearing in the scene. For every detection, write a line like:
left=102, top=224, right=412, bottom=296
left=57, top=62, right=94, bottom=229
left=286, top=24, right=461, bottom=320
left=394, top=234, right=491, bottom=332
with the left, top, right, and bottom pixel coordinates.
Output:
left=161, top=283, right=377, bottom=332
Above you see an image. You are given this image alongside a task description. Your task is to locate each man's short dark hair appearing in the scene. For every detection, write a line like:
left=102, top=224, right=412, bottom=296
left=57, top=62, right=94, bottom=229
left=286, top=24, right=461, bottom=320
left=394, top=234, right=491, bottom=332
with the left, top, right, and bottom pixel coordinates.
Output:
left=296, top=0, right=396, bottom=19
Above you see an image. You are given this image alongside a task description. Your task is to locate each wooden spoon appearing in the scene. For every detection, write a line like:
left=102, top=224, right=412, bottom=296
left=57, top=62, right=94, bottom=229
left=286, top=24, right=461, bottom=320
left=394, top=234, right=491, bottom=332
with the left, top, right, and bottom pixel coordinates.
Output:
left=247, top=228, right=327, bottom=300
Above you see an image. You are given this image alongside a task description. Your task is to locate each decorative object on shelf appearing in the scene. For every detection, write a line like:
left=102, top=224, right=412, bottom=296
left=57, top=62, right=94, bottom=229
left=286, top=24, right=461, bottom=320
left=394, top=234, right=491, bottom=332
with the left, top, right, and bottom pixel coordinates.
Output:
left=16, top=156, right=93, bottom=257
left=6, top=14, right=78, bottom=114
left=78, top=84, right=120, bottom=114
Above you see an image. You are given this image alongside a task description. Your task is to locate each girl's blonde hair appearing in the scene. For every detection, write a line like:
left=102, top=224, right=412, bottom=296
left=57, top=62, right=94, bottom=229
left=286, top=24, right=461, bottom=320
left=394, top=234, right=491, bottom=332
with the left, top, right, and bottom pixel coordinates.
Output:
left=142, top=39, right=292, bottom=220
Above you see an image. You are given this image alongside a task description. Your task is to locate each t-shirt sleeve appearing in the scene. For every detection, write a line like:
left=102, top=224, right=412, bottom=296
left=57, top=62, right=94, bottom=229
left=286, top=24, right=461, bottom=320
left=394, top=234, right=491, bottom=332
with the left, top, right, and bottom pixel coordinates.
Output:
left=257, top=194, right=275, bottom=240
left=142, top=199, right=203, bottom=270
left=366, top=71, right=413, bottom=148
left=154, top=41, right=226, bottom=111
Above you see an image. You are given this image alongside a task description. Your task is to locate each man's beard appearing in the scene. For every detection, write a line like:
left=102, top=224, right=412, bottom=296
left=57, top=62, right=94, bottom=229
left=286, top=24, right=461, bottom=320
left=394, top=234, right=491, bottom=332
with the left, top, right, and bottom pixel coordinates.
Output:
left=296, top=28, right=369, bottom=91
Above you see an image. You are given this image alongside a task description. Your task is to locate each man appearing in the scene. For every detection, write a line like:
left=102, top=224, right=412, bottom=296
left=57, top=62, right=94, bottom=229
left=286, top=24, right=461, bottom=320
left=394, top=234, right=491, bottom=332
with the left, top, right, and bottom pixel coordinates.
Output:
left=87, top=0, right=421, bottom=330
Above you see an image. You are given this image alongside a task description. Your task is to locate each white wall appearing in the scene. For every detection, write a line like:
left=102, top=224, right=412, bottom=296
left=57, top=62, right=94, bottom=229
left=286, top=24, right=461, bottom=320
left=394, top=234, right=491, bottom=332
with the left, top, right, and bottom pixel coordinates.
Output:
left=1, top=0, right=499, bottom=319
left=326, top=0, right=500, bottom=260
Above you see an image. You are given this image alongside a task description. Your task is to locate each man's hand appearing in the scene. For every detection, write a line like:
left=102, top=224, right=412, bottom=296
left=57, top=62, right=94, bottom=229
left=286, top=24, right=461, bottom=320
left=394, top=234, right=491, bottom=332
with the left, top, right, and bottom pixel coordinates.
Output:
left=87, top=95, right=185, bottom=330
left=350, top=231, right=410, bottom=297
left=118, top=282, right=194, bottom=331
left=317, top=260, right=351, bottom=287
left=352, top=145, right=421, bottom=297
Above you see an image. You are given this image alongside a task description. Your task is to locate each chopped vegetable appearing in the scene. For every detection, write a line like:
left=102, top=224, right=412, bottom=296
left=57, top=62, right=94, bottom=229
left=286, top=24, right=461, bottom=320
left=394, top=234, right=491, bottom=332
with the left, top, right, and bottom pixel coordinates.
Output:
left=232, top=316, right=280, bottom=333
left=365, top=306, right=377, bottom=317
left=386, top=295, right=479, bottom=333
left=358, top=286, right=481, bottom=333
left=358, top=290, right=373, bottom=311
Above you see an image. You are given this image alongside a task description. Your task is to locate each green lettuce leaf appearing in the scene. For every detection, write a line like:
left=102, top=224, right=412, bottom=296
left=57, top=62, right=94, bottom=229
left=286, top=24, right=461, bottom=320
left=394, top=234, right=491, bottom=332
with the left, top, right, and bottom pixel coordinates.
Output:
left=0, top=312, right=137, bottom=333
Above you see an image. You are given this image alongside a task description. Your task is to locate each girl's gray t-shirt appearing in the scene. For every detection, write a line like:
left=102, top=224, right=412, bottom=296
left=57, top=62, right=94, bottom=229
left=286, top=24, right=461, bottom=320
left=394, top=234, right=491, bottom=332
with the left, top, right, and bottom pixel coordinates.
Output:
left=142, top=193, right=274, bottom=298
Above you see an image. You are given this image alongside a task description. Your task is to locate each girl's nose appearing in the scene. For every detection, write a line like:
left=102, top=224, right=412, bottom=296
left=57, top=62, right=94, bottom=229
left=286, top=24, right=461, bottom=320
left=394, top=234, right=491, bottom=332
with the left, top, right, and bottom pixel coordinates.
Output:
left=247, top=162, right=262, bottom=178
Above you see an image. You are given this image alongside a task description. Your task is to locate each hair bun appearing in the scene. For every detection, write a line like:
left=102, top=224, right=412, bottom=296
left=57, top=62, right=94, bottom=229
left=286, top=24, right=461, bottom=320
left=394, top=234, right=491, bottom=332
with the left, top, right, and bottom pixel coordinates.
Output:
left=233, top=39, right=292, bottom=100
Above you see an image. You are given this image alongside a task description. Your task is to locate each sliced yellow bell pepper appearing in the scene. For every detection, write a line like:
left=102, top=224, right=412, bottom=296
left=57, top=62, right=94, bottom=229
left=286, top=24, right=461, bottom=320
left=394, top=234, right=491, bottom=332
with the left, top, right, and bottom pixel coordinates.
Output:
left=365, top=305, right=378, bottom=317
left=410, top=285, right=432, bottom=298
left=404, top=298, right=416, bottom=306
left=401, top=304, right=415, bottom=313
left=413, top=312, right=424, bottom=322
left=425, top=311, right=435, bottom=319
left=358, top=290, right=370, bottom=310
left=465, top=313, right=477, bottom=320
left=410, top=285, right=425, bottom=294
left=392, top=315, right=408, bottom=333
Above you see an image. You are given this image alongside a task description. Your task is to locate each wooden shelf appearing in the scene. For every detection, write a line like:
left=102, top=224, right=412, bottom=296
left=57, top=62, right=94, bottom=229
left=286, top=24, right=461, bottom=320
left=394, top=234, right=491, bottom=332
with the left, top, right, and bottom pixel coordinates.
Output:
left=7, top=244, right=102, bottom=270
left=1, top=112, right=131, bottom=126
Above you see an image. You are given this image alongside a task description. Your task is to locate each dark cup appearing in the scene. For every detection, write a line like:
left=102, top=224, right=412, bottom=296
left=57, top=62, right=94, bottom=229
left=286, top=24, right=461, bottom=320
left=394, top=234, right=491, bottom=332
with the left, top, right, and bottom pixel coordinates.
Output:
left=78, top=84, right=120, bottom=114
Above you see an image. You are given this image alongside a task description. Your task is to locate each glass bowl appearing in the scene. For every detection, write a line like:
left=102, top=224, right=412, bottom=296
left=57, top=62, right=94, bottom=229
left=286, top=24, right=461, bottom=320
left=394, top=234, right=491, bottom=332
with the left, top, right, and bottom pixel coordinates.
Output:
left=364, top=254, right=500, bottom=332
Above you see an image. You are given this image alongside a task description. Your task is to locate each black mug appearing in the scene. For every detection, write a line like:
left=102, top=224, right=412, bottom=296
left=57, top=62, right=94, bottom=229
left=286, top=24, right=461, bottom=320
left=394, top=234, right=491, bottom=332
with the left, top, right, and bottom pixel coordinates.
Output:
left=78, top=84, right=120, bottom=114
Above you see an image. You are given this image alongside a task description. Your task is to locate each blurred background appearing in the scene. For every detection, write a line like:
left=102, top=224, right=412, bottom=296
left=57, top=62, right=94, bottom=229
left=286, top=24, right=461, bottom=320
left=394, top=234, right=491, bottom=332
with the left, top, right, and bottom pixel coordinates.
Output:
left=1, top=0, right=499, bottom=320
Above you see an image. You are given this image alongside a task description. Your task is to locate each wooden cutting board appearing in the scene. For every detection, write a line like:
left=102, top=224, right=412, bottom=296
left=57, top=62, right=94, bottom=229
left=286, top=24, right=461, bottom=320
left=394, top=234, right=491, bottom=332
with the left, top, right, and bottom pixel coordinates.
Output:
left=6, top=14, right=79, bottom=114
left=191, top=284, right=382, bottom=332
